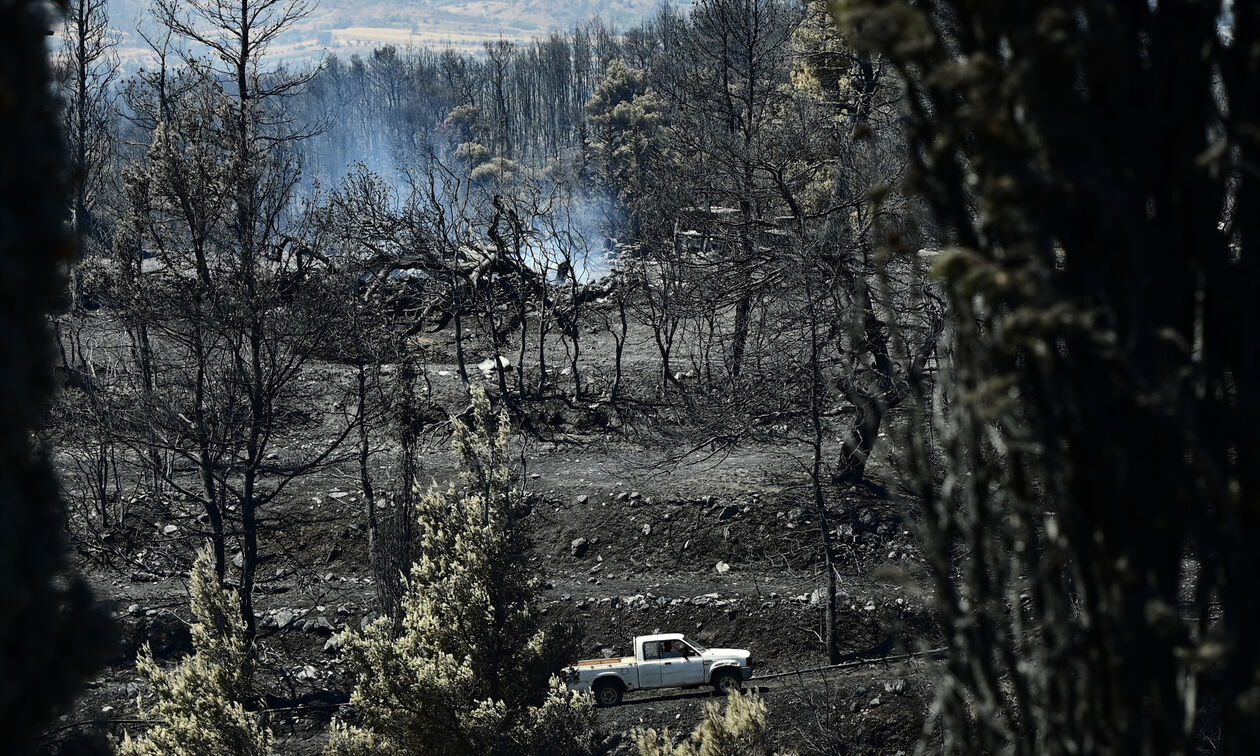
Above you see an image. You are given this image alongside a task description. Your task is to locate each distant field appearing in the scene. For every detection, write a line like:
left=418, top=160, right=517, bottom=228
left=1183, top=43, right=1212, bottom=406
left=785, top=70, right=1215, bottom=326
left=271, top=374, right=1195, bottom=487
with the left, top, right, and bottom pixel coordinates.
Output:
left=101, top=0, right=684, bottom=69
left=327, top=24, right=535, bottom=53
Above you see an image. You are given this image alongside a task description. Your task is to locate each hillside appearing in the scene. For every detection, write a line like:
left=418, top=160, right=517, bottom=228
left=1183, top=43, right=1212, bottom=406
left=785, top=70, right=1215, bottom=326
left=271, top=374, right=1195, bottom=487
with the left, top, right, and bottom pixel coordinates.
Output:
left=104, top=0, right=683, bottom=65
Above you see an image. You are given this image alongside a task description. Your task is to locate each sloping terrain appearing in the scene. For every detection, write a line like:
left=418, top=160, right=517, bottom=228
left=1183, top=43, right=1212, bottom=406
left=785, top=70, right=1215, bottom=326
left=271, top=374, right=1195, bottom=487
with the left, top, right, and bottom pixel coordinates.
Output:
left=50, top=305, right=941, bottom=754
left=105, top=0, right=684, bottom=65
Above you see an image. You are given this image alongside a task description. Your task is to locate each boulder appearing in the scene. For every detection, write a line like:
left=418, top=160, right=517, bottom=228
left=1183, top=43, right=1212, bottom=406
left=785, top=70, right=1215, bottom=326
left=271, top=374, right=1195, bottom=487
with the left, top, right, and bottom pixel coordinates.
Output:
left=570, top=537, right=589, bottom=558
left=477, top=355, right=513, bottom=373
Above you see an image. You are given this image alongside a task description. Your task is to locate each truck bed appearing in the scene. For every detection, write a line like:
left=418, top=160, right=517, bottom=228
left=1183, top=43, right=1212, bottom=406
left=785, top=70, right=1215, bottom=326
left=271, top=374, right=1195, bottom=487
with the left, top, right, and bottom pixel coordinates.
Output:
left=575, top=656, right=632, bottom=667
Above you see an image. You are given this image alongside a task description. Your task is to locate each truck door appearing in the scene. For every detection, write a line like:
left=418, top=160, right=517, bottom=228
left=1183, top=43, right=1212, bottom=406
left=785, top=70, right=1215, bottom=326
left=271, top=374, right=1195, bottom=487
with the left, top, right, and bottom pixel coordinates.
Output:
left=660, top=640, right=705, bottom=686
left=637, top=640, right=665, bottom=688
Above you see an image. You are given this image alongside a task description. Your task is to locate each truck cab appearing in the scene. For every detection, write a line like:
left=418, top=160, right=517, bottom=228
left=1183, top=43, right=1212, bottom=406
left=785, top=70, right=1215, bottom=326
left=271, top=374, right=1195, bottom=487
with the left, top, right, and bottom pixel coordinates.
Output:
left=561, top=633, right=754, bottom=706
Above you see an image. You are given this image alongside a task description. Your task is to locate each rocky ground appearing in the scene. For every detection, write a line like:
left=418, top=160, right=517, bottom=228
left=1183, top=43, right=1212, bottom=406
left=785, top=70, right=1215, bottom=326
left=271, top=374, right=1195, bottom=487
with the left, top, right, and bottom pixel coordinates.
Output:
left=45, top=311, right=944, bottom=755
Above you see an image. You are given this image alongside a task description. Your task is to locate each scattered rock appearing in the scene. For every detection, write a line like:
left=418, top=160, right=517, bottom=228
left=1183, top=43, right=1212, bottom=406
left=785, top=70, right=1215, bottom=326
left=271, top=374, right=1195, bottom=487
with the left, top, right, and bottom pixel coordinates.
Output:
left=715, top=562, right=731, bottom=575
left=323, top=633, right=347, bottom=655
left=127, top=603, right=143, bottom=616
left=640, top=523, right=651, bottom=537
left=296, top=665, right=318, bottom=681
left=576, top=494, right=589, bottom=505
left=570, top=537, right=589, bottom=558
left=161, top=524, right=178, bottom=536
left=477, top=356, right=513, bottom=373
left=274, top=609, right=295, bottom=629
left=328, top=491, right=349, bottom=499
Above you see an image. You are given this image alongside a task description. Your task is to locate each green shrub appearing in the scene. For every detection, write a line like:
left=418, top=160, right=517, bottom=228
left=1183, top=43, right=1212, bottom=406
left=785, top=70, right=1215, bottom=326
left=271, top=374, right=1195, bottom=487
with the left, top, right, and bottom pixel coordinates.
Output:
left=329, top=387, right=595, bottom=756
left=118, top=546, right=269, bottom=756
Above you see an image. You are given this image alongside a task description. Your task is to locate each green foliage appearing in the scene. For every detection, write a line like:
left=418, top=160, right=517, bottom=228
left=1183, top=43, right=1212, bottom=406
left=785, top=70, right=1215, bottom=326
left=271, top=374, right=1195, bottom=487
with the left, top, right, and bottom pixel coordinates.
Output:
left=633, top=692, right=793, bottom=756
left=329, top=387, right=596, bottom=756
left=585, top=59, right=665, bottom=226
left=470, top=155, right=525, bottom=186
left=118, top=546, right=270, bottom=756
left=790, top=0, right=854, bottom=99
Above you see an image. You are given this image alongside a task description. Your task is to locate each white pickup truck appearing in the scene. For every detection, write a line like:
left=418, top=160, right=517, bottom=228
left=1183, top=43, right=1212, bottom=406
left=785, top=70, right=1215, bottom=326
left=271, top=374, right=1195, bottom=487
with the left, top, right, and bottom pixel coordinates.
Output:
left=561, top=633, right=754, bottom=706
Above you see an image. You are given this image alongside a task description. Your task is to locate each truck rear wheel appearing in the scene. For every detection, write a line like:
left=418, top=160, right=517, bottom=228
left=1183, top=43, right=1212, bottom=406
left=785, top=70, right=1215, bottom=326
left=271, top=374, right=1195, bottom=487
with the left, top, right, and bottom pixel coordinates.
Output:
left=712, top=670, right=742, bottom=696
left=593, top=680, right=624, bottom=707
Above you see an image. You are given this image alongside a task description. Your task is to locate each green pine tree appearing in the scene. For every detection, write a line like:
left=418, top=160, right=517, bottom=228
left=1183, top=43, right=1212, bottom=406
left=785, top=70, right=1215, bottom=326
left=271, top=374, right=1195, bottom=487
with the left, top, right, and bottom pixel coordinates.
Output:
left=118, top=546, right=270, bottom=756
left=329, top=387, right=595, bottom=756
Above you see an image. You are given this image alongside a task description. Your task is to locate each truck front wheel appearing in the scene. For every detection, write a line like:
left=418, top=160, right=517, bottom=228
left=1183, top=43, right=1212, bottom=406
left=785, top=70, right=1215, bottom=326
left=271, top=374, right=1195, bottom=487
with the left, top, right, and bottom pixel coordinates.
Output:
left=593, top=680, right=624, bottom=707
left=712, top=670, right=742, bottom=696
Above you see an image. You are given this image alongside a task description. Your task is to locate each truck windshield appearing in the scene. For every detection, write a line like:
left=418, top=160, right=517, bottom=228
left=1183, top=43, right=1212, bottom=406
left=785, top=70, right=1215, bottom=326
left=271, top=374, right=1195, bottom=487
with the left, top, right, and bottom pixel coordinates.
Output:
left=684, top=638, right=707, bottom=654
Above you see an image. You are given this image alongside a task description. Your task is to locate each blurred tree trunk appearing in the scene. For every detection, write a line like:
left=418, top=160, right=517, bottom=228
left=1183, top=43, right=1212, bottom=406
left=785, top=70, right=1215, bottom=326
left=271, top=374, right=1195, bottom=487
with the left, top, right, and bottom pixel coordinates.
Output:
left=840, top=1, right=1260, bottom=753
left=0, top=1, right=110, bottom=750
